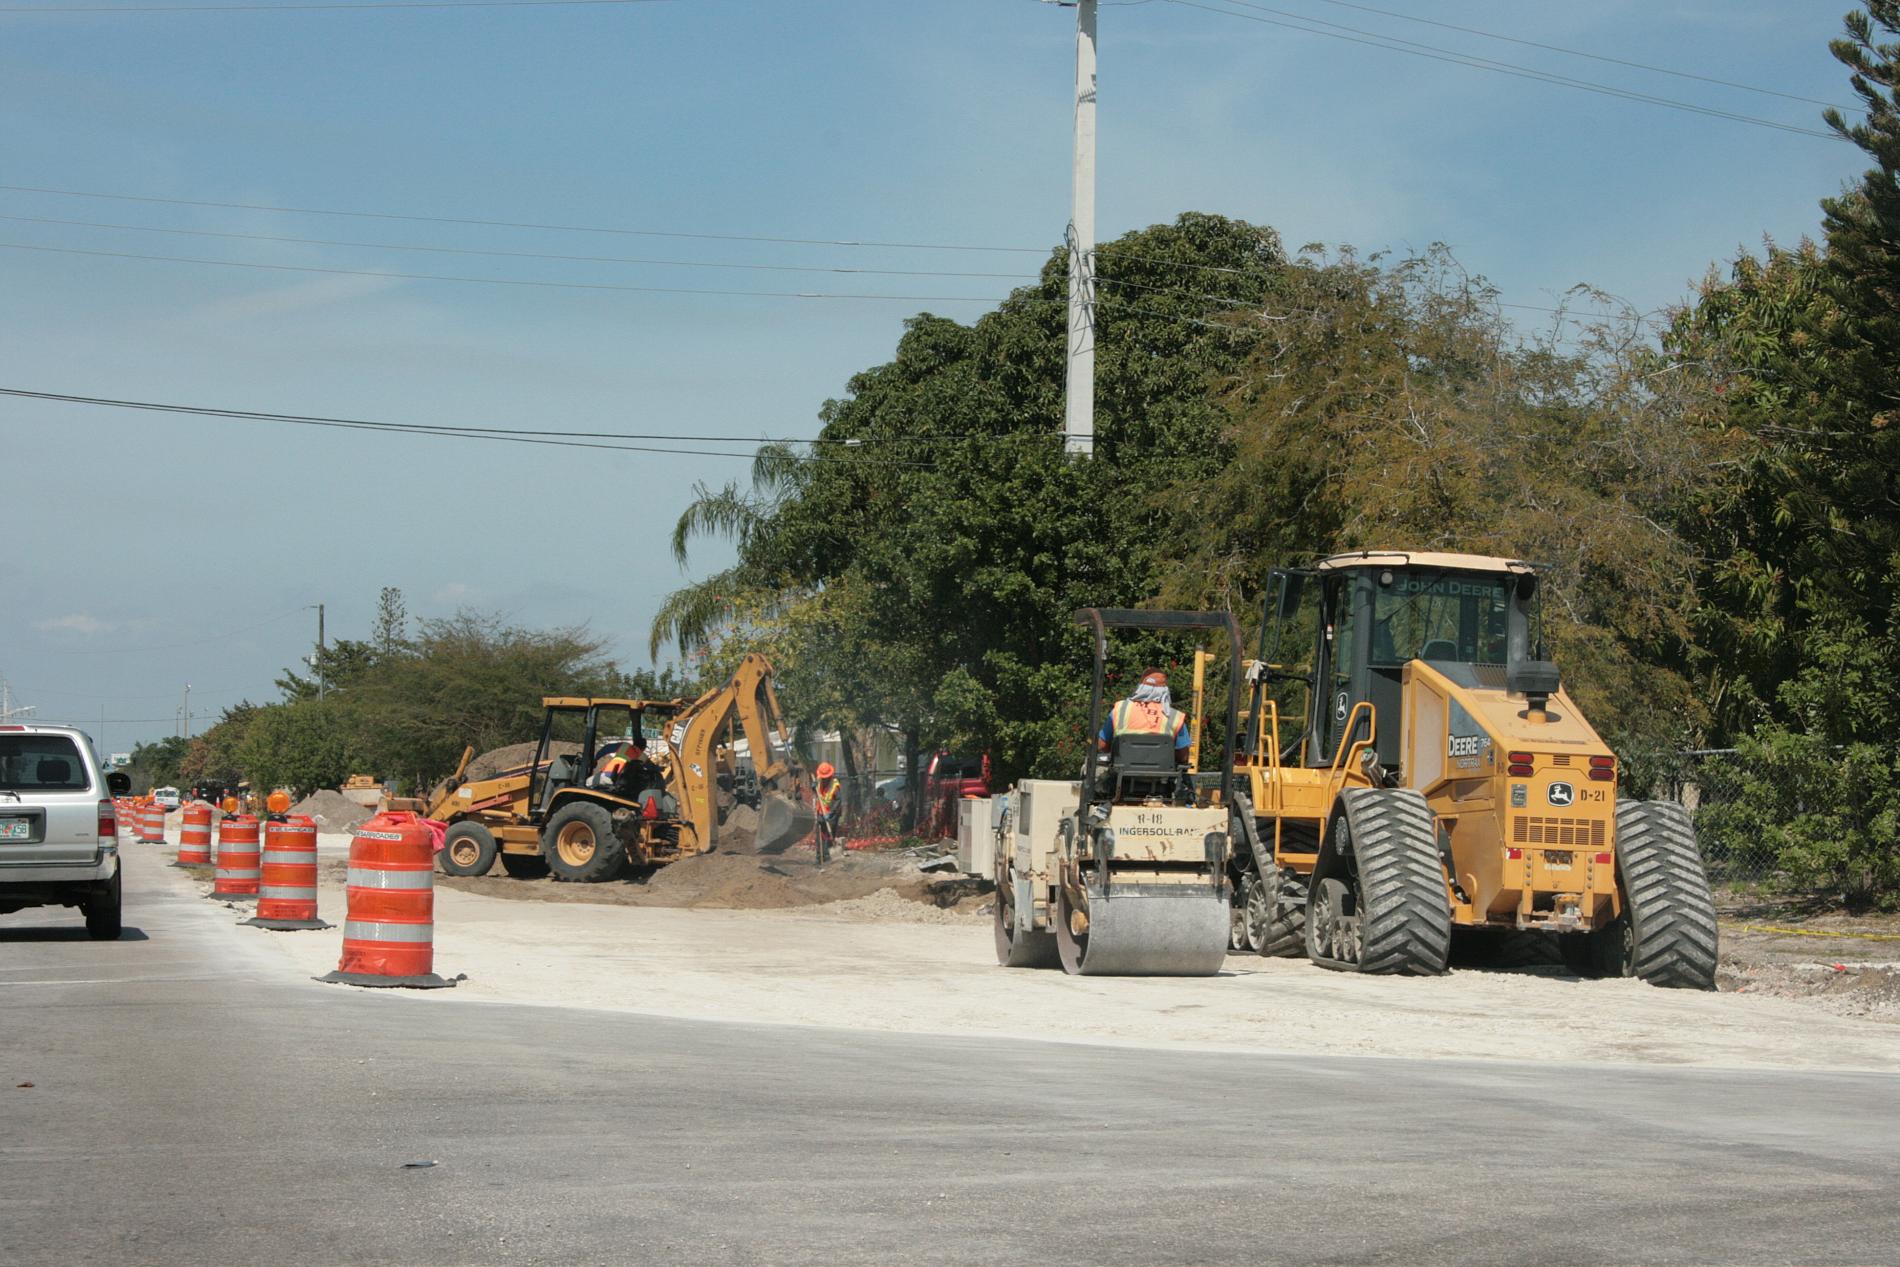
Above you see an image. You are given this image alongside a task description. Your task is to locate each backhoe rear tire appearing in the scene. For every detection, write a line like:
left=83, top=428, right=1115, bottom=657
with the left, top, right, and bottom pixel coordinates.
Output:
left=1594, top=800, right=1718, bottom=989
left=438, top=822, right=498, bottom=877
left=1308, top=789, right=1451, bottom=975
left=543, top=804, right=628, bottom=884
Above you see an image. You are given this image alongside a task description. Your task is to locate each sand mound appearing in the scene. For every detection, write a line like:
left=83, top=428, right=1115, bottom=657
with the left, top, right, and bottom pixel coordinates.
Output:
left=290, top=789, right=374, bottom=833
left=463, top=740, right=581, bottom=783
left=436, top=842, right=971, bottom=917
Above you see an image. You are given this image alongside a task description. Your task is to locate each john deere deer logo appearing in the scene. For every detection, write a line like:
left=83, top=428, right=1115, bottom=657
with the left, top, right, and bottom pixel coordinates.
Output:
left=1547, top=781, right=1575, bottom=808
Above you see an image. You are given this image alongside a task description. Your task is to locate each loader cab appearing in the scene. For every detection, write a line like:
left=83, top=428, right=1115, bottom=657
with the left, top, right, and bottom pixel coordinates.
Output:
left=1254, top=553, right=1542, bottom=776
left=526, top=696, right=684, bottom=820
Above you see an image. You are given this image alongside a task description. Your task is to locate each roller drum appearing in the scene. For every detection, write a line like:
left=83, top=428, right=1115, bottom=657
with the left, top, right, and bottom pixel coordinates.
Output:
left=1062, top=888, right=1229, bottom=976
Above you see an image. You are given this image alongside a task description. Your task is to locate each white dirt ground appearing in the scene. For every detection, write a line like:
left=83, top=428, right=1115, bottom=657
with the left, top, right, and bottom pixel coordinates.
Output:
left=171, top=831, right=1900, bottom=1072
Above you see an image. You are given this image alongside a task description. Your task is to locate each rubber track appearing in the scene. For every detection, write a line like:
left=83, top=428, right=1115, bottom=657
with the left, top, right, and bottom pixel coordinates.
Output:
left=1341, top=788, right=1452, bottom=975
left=1615, top=800, right=1719, bottom=989
left=1256, top=863, right=1306, bottom=958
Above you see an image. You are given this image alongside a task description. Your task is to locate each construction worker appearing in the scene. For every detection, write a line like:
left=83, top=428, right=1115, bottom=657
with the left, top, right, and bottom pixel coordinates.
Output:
left=812, top=761, right=843, bottom=857
left=1097, top=668, right=1192, bottom=766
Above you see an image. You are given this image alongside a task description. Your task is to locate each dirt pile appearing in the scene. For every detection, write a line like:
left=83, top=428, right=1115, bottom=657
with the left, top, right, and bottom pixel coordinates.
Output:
left=290, top=789, right=374, bottom=833
left=464, top=741, right=581, bottom=782
left=438, top=842, right=982, bottom=918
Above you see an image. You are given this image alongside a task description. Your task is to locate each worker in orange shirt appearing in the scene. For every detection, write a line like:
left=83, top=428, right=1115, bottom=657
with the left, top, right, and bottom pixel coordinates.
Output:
left=811, top=761, right=843, bottom=863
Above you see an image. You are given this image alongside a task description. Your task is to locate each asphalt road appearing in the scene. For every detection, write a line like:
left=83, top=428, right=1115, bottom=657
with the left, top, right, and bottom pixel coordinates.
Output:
left=3, top=851, right=1896, bottom=1267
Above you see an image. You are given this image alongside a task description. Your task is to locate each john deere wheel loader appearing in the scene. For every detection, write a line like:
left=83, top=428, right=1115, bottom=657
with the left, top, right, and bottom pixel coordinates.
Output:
left=993, top=608, right=1240, bottom=977
left=1221, top=552, right=1717, bottom=988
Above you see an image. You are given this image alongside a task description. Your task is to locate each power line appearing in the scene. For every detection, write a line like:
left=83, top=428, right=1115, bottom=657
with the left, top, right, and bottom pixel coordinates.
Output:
left=0, top=0, right=671, bottom=11
left=0, top=240, right=1006, bottom=304
left=23, top=607, right=312, bottom=656
left=0, top=213, right=1036, bottom=280
left=0, top=184, right=1048, bottom=254
left=1287, top=0, right=1857, bottom=113
left=0, top=387, right=959, bottom=466
left=0, top=387, right=1058, bottom=448
left=1167, top=0, right=1844, bottom=143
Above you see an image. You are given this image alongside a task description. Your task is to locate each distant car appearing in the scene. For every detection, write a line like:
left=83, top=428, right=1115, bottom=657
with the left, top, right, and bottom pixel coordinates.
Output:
left=151, top=786, right=182, bottom=811
left=0, top=724, right=128, bottom=938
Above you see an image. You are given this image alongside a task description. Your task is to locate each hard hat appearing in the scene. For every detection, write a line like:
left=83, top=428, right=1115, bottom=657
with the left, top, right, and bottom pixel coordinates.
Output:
left=1139, top=669, right=1169, bottom=687
left=815, top=761, right=836, bottom=779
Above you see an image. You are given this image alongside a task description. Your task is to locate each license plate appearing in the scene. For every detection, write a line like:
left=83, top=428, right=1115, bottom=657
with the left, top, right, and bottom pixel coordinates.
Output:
left=0, top=819, right=30, bottom=841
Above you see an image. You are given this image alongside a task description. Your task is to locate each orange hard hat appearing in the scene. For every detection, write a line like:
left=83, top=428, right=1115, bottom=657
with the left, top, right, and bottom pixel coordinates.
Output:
left=1139, top=668, right=1168, bottom=687
left=815, top=761, right=836, bottom=779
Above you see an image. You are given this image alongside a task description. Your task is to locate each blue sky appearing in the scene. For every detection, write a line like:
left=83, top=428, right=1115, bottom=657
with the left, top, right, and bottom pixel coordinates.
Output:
left=0, top=0, right=1868, bottom=753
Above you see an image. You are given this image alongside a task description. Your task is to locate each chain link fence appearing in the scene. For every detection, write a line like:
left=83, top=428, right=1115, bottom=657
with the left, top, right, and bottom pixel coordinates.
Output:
left=1646, top=748, right=1769, bottom=886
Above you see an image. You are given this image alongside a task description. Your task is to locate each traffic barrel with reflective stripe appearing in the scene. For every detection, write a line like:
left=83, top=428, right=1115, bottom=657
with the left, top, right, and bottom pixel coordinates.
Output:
left=175, top=801, right=214, bottom=867
left=244, top=815, right=330, bottom=931
left=211, top=814, right=261, bottom=901
left=139, top=802, right=167, bottom=844
left=319, top=811, right=455, bottom=989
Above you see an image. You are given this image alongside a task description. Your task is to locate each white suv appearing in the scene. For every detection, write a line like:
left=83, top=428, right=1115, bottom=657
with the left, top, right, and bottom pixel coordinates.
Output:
left=0, top=724, right=128, bottom=938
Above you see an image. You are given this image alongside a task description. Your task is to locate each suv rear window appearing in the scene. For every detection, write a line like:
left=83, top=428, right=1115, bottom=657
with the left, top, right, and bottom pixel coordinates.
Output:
left=0, top=735, right=90, bottom=791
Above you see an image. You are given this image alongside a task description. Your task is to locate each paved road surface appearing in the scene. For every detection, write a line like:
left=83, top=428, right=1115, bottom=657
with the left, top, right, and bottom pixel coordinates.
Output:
left=3, top=851, right=1896, bottom=1266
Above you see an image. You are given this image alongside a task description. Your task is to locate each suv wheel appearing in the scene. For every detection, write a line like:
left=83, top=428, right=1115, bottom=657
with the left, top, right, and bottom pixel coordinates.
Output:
left=84, top=868, right=122, bottom=940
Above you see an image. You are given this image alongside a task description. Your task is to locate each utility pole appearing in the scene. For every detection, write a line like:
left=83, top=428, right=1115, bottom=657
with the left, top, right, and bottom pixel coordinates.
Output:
left=1064, top=0, right=1098, bottom=458
left=182, top=684, right=192, bottom=741
left=308, top=603, right=327, bottom=700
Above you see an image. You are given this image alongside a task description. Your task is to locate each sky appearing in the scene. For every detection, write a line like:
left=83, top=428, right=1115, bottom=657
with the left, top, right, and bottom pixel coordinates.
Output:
left=0, top=0, right=1870, bottom=755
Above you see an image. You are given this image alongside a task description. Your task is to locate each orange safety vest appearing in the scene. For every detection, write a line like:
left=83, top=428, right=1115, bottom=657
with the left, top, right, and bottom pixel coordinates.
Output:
left=813, top=778, right=840, bottom=813
left=1110, top=698, right=1181, bottom=737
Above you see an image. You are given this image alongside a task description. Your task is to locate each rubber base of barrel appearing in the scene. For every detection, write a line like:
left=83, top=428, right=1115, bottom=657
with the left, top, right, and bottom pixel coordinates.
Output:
left=317, top=970, right=459, bottom=990
left=242, top=917, right=332, bottom=931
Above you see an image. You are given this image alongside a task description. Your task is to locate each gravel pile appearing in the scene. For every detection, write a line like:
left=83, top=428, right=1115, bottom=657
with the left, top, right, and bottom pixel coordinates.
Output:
left=290, top=789, right=375, bottom=833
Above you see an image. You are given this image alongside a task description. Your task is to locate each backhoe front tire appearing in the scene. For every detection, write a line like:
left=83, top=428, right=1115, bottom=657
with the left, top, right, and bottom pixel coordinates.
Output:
left=543, top=804, right=628, bottom=883
left=1308, top=789, right=1451, bottom=975
left=438, top=822, right=498, bottom=877
left=1593, top=800, right=1718, bottom=989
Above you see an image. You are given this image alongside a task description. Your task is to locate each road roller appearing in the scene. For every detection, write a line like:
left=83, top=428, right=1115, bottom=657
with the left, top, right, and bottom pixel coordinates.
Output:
left=992, top=608, right=1240, bottom=976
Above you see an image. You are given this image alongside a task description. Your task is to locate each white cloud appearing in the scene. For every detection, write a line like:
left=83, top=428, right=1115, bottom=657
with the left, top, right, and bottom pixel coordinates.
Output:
left=432, top=582, right=472, bottom=604
left=36, top=613, right=111, bottom=636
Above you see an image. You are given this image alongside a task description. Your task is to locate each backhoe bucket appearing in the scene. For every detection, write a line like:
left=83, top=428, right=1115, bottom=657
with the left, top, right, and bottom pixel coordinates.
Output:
left=755, top=793, right=814, bottom=854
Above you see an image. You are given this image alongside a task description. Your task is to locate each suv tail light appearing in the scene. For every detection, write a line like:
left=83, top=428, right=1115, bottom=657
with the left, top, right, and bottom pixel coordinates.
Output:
left=98, top=799, right=117, bottom=841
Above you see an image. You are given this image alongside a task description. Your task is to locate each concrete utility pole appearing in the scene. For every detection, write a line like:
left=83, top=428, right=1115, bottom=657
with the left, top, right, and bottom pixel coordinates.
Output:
left=308, top=603, right=327, bottom=700
left=1064, top=0, right=1098, bottom=458
left=182, top=684, right=191, bottom=742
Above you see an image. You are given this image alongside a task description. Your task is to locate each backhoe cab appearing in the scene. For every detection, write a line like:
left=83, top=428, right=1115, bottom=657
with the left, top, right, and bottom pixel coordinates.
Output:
left=1224, top=551, right=1716, bottom=987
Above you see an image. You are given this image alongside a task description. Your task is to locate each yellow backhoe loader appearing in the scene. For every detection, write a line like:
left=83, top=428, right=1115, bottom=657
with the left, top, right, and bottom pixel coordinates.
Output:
left=1216, top=551, right=1717, bottom=987
left=423, top=654, right=812, bottom=882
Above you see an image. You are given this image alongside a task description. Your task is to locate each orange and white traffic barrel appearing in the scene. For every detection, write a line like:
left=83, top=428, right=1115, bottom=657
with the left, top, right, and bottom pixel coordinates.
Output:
left=244, top=815, right=329, bottom=931
left=175, top=801, right=214, bottom=867
left=140, top=802, right=167, bottom=844
left=211, top=814, right=261, bottom=901
left=319, top=811, right=455, bottom=989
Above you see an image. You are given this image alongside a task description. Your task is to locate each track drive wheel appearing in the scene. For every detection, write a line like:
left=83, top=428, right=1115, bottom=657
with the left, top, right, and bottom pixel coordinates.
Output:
left=1307, top=789, right=1451, bottom=975
left=1246, top=861, right=1306, bottom=957
left=994, top=870, right=1059, bottom=969
left=498, top=851, right=550, bottom=880
left=438, top=822, right=499, bottom=877
left=1590, top=800, right=1718, bottom=989
left=543, top=803, right=628, bottom=883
